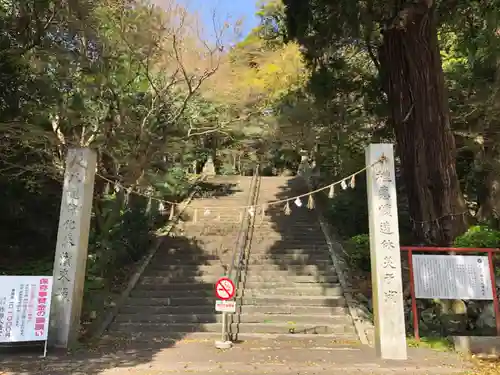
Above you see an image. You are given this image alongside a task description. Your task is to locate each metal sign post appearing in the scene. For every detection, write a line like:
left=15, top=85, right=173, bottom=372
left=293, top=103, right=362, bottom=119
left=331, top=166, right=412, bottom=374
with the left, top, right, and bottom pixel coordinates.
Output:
left=214, top=277, right=235, bottom=349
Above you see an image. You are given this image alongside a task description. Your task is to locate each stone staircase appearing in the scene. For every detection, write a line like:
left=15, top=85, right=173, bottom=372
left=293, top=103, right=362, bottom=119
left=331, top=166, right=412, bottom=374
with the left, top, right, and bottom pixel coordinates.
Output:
left=105, top=174, right=358, bottom=344
left=107, top=176, right=254, bottom=342
left=230, top=176, right=358, bottom=339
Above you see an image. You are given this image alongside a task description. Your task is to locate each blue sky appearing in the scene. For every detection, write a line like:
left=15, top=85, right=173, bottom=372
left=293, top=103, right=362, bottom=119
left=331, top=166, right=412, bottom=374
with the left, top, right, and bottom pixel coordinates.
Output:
left=179, top=0, right=260, bottom=44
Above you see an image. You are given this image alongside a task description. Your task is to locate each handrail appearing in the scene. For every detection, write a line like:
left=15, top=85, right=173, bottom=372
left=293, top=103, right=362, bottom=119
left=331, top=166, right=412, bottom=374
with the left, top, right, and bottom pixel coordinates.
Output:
left=232, top=169, right=260, bottom=295
left=227, top=165, right=260, bottom=282
left=218, top=165, right=260, bottom=346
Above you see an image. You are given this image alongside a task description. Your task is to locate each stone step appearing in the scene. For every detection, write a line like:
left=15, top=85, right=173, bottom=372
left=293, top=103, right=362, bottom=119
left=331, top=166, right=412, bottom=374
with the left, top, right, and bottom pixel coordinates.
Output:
left=181, top=224, right=324, bottom=233
left=111, top=322, right=355, bottom=335
left=248, top=248, right=330, bottom=255
left=145, top=260, right=226, bottom=268
left=188, top=201, right=249, bottom=205
left=126, top=295, right=346, bottom=307
left=243, top=274, right=339, bottom=283
left=248, top=258, right=333, bottom=266
left=120, top=304, right=216, bottom=315
left=240, top=285, right=343, bottom=297
left=177, top=228, right=241, bottom=236
left=140, top=266, right=336, bottom=285
left=138, top=276, right=340, bottom=288
left=250, top=240, right=328, bottom=247
left=183, top=212, right=246, bottom=217
left=114, top=313, right=352, bottom=325
left=126, top=296, right=217, bottom=306
left=102, top=331, right=359, bottom=345
left=133, top=283, right=343, bottom=297
left=139, top=277, right=221, bottom=286
left=136, top=281, right=216, bottom=290
left=152, top=250, right=221, bottom=259
left=185, top=212, right=248, bottom=219
left=229, top=313, right=353, bottom=326
left=249, top=239, right=328, bottom=246
left=119, top=304, right=348, bottom=316
left=182, top=217, right=248, bottom=223
left=254, top=220, right=321, bottom=226
left=183, top=220, right=245, bottom=225
left=239, top=305, right=348, bottom=316
left=252, top=223, right=322, bottom=230
left=251, top=226, right=323, bottom=232
left=251, top=227, right=324, bottom=233
left=139, top=267, right=338, bottom=289
left=247, top=254, right=332, bottom=263
left=110, top=322, right=220, bottom=334
left=130, top=289, right=217, bottom=298
left=114, top=313, right=220, bottom=324
left=248, top=247, right=329, bottom=254
left=144, top=267, right=227, bottom=278
left=244, top=264, right=335, bottom=273
left=240, top=280, right=340, bottom=289
left=144, top=264, right=226, bottom=273
left=240, top=295, right=346, bottom=307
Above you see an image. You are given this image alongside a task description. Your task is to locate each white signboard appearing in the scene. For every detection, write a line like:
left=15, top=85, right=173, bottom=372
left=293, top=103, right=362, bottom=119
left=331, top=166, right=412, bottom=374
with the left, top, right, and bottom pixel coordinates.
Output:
left=215, top=300, right=236, bottom=313
left=412, top=255, right=493, bottom=300
left=0, top=276, right=53, bottom=343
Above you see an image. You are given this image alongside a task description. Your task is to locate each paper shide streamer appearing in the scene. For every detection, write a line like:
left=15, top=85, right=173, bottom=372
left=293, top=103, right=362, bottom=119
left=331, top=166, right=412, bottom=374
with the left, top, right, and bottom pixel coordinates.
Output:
left=307, top=195, right=315, bottom=209
left=328, top=184, right=335, bottom=198
left=284, top=201, right=291, bottom=215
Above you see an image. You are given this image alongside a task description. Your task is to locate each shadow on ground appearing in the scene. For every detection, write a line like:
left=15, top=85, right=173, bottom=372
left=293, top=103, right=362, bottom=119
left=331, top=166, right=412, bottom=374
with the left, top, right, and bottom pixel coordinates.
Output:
left=0, top=179, right=244, bottom=375
left=0, top=234, right=216, bottom=375
left=259, top=176, right=356, bottom=333
left=195, top=180, right=241, bottom=198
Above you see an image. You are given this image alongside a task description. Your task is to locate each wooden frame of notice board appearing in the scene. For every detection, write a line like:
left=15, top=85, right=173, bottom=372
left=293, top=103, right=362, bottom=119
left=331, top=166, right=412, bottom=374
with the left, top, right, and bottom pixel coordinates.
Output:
left=401, top=247, right=500, bottom=341
left=0, top=276, right=53, bottom=357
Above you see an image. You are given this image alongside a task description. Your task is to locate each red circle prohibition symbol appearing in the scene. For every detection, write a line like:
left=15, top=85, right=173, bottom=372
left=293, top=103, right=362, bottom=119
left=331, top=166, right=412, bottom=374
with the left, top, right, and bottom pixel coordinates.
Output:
left=215, top=277, right=235, bottom=300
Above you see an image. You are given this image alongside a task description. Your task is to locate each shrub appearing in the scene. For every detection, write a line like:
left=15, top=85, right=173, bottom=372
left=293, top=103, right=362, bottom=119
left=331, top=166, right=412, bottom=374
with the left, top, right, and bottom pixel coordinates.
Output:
left=454, top=225, right=500, bottom=277
left=453, top=225, right=500, bottom=248
left=344, top=234, right=371, bottom=272
left=324, top=178, right=369, bottom=239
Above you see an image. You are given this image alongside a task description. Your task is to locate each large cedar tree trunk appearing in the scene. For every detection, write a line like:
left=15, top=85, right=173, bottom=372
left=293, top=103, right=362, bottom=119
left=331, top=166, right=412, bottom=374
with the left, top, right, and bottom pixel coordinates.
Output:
left=378, top=1, right=468, bottom=245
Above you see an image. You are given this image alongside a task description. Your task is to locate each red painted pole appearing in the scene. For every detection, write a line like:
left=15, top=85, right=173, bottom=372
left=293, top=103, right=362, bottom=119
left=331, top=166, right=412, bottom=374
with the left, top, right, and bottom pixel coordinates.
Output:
left=407, top=249, right=420, bottom=341
left=487, top=251, right=500, bottom=336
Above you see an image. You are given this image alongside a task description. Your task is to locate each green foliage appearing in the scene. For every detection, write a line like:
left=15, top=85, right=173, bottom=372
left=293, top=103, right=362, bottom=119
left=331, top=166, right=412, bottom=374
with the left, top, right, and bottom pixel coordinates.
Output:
left=0, top=0, right=226, bottom=279
left=88, top=193, right=158, bottom=286
left=218, top=162, right=237, bottom=175
left=344, top=234, right=370, bottom=272
left=453, top=225, right=500, bottom=248
left=151, top=166, right=192, bottom=199
left=406, top=336, right=453, bottom=352
left=453, top=225, right=500, bottom=277
left=324, top=182, right=369, bottom=239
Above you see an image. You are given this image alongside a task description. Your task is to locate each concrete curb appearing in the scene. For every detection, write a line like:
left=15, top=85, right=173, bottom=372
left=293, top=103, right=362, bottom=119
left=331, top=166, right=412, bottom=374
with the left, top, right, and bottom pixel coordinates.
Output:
left=316, top=214, right=373, bottom=346
left=298, top=171, right=374, bottom=346
left=93, top=177, right=205, bottom=339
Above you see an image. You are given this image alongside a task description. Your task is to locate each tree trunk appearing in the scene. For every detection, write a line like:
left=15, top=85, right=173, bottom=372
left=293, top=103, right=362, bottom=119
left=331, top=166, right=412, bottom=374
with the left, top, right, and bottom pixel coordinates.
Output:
left=378, top=1, right=468, bottom=245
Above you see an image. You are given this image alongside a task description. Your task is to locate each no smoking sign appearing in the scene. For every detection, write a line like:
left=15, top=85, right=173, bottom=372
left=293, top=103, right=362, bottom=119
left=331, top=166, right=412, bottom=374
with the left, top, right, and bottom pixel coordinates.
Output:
left=215, top=277, right=235, bottom=301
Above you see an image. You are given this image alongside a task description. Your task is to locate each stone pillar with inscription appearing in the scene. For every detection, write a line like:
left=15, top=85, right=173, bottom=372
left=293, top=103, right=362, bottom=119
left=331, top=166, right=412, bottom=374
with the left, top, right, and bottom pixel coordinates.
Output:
left=365, top=144, right=407, bottom=360
left=49, top=148, right=97, bottom=348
